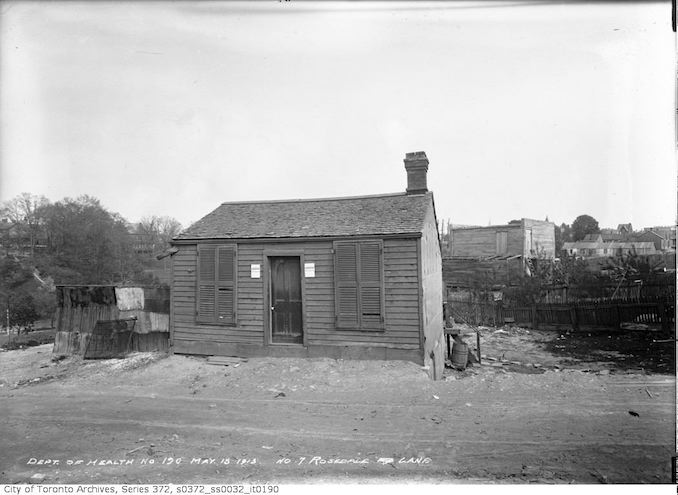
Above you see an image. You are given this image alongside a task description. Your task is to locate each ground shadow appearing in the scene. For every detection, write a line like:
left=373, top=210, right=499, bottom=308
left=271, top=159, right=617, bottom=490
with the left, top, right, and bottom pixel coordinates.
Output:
left=542, top=328, right=675, bottom=374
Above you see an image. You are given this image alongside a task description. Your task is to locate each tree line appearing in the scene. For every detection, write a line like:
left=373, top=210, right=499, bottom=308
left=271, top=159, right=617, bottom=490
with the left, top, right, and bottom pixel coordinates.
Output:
left=1, top=192, right=182, bottom=329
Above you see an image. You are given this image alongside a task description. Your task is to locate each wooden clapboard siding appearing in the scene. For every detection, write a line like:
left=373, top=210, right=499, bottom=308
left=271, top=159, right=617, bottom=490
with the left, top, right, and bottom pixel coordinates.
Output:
left=307, top=238, right=420, bottom=346
left=171, top=237, right=422, bottom=353
left=172, top=243, right=264, bottom=344
left=419, top=203, right=444, bottom=380
left=506, top=228, right=524, bottom=257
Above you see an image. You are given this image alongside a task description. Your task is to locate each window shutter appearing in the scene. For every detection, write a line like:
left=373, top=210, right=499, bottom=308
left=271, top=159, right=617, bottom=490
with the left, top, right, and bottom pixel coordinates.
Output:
left=334, top=242, right=359, bottom=328
left=359, top=241, right=383, bottom=328
left=197, top=245, right=217, bottom=323
left=216, top=246, right=236, bottom=325
left=197, top=244, right=236, bottom=325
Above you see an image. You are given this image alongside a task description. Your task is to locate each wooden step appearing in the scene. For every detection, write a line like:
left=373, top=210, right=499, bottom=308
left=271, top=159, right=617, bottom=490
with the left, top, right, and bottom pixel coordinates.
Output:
left=206, top=356, right=249, bottom=366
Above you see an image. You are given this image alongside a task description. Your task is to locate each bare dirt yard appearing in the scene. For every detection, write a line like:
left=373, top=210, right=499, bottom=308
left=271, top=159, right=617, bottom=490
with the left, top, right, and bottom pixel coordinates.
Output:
left=0, top=325, right=674, bottom=484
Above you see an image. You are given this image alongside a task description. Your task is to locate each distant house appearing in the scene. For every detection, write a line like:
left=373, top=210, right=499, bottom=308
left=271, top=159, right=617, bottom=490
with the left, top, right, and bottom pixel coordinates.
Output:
left=0, top=218, right=47, bottom=256
left=128, top=232, right=156, bottom=256
left=562, top=240, right=606, bottom=257
left=0, top=219, right=17, bottom=253
left=167, top=152, right=445, bottom=379
left=562, top=240, right=657, bottom=257
left=636, top=227, right=676, bottom=251
left=449, top=219, right=555, bottom=259
left=634, top=230, right=669, bottom=252
left=594, top=225, right=675, bottom=253
left=582, top=233, right=604, bottom=243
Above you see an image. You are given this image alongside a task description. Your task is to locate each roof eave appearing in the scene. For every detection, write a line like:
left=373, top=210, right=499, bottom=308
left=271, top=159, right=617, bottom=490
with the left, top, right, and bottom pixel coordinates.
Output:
left=171, top=232, right=424, bottom=245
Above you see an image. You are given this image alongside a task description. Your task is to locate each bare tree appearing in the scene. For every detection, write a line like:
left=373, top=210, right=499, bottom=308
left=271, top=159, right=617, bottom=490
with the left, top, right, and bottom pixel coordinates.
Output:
left=137, top=215, right=183, bottom=252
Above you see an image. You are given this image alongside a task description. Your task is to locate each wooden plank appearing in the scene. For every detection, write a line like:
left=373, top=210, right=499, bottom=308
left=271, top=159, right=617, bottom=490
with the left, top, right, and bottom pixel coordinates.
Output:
left=307, top=336, right=419, bottom=346
left=174, top=334, right=262, bottom=345
left=175, top=325, right=263, bottom=338
left=206, top=356, right=249, bottom=365
left=174, top=325, right=262, bottom=337
left=384, top=297, right=419, bottom=304
left=173, top=338, right=424, bottom=363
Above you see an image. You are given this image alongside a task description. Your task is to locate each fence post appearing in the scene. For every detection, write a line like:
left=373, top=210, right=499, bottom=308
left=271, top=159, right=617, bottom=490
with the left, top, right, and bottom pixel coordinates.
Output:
left=616, top=304, right=622, bottom=330
left=492, top=298, right=497, bottom=328
left=658, top=301, right=670, bottom=332
left=570, top=304, right=579, bottom=332
left=531, top=304, right=539, bottom=330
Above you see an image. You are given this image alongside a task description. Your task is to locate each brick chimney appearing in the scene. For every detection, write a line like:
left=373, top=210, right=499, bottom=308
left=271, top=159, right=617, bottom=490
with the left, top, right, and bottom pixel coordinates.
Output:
left=404, top=151, right=429, bottom=194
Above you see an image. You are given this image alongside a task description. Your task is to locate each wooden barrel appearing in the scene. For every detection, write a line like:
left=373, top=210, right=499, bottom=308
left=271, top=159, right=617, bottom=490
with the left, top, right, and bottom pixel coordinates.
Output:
left=451, top=341, right=468, bottom=368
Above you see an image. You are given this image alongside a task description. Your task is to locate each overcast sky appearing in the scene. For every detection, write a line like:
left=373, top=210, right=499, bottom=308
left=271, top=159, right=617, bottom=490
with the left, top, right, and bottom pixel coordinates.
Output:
left=1, top=1, right=675, bottom=231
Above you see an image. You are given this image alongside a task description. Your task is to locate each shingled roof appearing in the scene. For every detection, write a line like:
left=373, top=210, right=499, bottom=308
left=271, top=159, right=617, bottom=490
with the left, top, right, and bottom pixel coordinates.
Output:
left=175, top=192, right=434, bottom=241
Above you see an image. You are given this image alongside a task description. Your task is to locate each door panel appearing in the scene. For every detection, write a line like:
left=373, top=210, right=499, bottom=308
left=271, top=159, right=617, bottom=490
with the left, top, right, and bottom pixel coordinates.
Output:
left=270, top=257, right=303, bottom=344
left=496, top=231, right=508, bottom=255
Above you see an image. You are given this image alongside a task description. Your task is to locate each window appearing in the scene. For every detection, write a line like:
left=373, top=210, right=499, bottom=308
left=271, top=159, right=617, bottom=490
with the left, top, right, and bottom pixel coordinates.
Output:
left=197, top=244, right=236, bottom=325
left=334, top=240, right=384, bottom=330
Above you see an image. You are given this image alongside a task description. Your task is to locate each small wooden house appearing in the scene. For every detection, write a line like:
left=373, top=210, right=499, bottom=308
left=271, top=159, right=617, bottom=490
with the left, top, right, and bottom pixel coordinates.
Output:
left=169, top=151, right=445, bottom=379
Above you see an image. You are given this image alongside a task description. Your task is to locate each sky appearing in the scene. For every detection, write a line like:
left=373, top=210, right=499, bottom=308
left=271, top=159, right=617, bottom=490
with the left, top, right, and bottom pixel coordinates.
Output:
left=0, top=0, right=675, bottom=231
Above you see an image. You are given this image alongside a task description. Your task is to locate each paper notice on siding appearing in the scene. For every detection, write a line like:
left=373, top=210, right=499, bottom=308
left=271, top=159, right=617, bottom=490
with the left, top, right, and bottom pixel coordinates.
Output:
left=304, top=262, right=315, bottom=277
left=251, top=264, right=261, bottom=278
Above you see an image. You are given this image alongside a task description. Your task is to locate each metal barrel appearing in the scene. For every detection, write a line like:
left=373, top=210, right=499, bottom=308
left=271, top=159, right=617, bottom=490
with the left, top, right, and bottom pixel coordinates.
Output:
left=451, top=341, right=468, bottom=368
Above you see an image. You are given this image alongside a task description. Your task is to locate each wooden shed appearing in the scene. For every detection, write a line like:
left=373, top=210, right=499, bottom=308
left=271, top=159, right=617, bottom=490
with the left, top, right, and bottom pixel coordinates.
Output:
left=450, top=218, right=555, bottom=259
left=52, top=285, right=170, bottom=357
left=168, top=151, right=445, bottom=379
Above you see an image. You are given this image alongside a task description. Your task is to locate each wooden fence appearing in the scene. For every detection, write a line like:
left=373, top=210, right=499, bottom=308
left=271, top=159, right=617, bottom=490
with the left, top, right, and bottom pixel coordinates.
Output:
left=449, top=298, right=675, bottom=331
left=535, top=283, right=676, bottom=304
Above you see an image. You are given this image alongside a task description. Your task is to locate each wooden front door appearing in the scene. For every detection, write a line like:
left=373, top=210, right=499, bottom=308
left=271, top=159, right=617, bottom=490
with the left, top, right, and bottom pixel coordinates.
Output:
left=270, top=257, right=303, bottom=344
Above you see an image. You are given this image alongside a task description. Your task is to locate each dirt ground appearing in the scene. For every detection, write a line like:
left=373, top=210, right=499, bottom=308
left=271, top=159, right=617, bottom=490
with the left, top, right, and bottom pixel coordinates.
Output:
left=0, top=325, right=674, bottom=484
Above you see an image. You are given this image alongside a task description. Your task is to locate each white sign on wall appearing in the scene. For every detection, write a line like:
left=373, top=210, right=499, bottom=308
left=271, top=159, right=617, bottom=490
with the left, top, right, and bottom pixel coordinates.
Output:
left=250, top=264, right=261, bottom=278
left=304, top=262, right=315, bottom=278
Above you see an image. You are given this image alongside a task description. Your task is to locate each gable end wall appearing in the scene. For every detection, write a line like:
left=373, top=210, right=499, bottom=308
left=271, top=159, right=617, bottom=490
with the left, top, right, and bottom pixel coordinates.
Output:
left=419, top=203, right=444, bottom=379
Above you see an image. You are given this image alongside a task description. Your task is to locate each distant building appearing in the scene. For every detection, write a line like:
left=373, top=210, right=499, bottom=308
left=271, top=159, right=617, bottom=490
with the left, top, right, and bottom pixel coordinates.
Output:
left=0, top=218, right=47, bottom=256
left=0, top=219, right=17, bottom=253
left=128, top=231, right=156, bottom=256
left=582, top=233, right=604, bottom=243
left=449, top=219, right=555, bottom=259
left=562, top=240, right=657, bottom=257
left=635, top=230, right=670, bottom=252
left=593, top=224, right=675, bottom=253
left=617, top=223, right=633, bottom=235
left=639, top=226, right=676, bottom=251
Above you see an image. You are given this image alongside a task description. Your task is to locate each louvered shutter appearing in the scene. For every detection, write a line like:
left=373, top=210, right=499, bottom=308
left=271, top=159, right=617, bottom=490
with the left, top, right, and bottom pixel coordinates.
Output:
left=197, top=244, right=236, bottom=325
left=334, top=242, right=359, bottom=328
left=359, top=241, right=383, bottom=328
left=216, top=246, right=236, bottom=325
left=197, top=245, right=217, bottom=323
